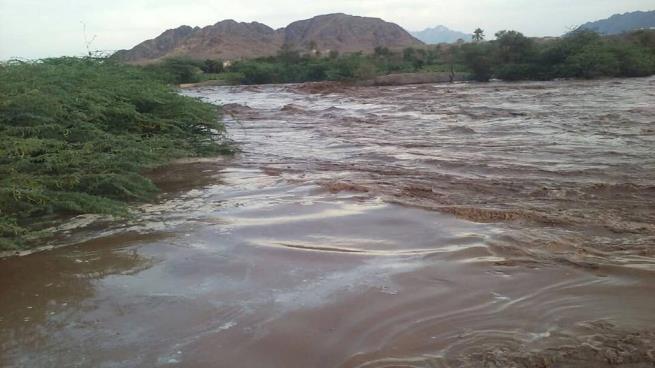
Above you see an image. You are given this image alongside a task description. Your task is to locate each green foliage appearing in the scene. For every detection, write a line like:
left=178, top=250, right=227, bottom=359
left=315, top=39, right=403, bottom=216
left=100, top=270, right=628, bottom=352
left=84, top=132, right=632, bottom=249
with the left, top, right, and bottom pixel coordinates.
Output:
left=0, top=57, right=232, bottom=249
left=461, top=43, right=493, bottom=81
left=159, top=29, right=655, bottom=86
left=325, top=53, right=376, bottom=81
left=234, top=62, right=280, bottom=84
left=228, top=52, right=382, bottom=84
left=201, top=59, right=224, bottom=74
left=144, top=57, right=205, bottom=84
left=563, top=44, right=620, bottom=78
left=624, top=29, right=655, bottom=49
left=494, top=30, right=536, bottom=64
left=473, top=28, right=485, bottom=42
left=328, top=50, right=340, bottom=59
left=459, top=29, right=655, bottom=81
left=610, top=43, right=655, bottom=77
left=403, top=47, right=428, bottom=69
left=419, top=64, right=467, bottom=73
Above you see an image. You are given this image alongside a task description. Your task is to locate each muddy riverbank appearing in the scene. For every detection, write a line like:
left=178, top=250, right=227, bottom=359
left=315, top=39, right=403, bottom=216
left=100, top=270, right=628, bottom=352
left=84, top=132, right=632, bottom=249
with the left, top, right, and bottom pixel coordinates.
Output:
left=2, top=78, right=655, bottom=367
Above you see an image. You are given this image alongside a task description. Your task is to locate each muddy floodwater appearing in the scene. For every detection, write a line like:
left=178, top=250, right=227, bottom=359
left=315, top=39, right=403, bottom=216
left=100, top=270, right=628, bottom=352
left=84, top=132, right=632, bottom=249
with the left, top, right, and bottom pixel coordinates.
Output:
left=2, top=78, right=655, bottom=367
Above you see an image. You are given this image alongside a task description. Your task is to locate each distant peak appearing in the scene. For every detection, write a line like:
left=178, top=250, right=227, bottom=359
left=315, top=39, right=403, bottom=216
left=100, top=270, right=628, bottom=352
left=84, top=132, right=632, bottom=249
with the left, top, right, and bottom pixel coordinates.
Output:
left=214, top=19, right=238, bottom=25
left=160, top=25, right=198, bottom=36
left=315, top=13, right=350, bottom=18
left=411, top=25, right=472, bottom=44
left=170, top=25, right=195, bottom=32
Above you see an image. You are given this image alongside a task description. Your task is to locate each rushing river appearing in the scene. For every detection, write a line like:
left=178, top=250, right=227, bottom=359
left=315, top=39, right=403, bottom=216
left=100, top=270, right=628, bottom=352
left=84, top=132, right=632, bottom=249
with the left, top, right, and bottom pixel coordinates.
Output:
left=2, top=78, right=655, bottom=367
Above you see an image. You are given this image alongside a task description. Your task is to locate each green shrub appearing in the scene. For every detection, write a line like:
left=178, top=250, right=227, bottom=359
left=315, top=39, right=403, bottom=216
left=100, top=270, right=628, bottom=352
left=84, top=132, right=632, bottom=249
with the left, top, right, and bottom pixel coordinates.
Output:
left=455, top=29, right=655, bottom=81
left=609, top=43, right=655, bottom=77
left=202, top=59, right=224, bottom=74
left=564, top=44, right=620, bottom=78
left=461, top=43, right=494, bottom=81
left=0, top=57, right=232, bottom=249
left=494, top=30, right=536, bottom=64
left=236, top=61, right=281, bottom=84
left=144, top=57, right=204, bottom=84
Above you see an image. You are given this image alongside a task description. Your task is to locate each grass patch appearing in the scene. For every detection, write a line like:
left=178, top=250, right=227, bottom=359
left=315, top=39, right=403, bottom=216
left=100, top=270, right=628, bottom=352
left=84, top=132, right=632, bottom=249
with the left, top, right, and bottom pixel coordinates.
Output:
left=0, top=57, right=232, bottom=250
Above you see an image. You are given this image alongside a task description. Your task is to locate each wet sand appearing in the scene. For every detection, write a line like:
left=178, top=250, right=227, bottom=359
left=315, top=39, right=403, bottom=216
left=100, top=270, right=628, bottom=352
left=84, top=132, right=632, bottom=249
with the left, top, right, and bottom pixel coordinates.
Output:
left=1, top=78, right=655, bottom=367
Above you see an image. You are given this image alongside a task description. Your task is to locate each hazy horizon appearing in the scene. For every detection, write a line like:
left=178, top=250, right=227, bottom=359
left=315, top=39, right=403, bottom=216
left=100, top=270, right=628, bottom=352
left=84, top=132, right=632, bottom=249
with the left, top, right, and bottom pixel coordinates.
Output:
left=0, top=0, right=653, bottom=59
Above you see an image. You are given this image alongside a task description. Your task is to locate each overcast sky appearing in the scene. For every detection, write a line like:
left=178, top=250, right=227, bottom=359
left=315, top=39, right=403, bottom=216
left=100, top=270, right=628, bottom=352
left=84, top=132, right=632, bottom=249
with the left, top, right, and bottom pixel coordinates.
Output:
left=1, top=0, right=653, bottom=59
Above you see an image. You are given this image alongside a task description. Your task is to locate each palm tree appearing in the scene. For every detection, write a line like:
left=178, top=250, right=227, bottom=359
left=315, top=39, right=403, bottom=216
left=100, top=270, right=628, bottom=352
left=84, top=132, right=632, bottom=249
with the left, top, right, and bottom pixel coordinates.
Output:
left=473, top=28, right=485, bottom=42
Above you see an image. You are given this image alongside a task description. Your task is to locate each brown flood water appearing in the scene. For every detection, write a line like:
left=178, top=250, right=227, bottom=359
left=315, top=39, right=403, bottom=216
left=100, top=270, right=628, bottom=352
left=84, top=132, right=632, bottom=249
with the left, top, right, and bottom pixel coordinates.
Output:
left=2, top=78, right=655, bottom=367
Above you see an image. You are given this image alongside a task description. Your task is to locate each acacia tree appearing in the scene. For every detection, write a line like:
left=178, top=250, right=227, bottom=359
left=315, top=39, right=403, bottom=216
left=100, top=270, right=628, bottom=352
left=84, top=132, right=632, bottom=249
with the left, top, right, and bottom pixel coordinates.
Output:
left=473, top=28, right=485, bottom=42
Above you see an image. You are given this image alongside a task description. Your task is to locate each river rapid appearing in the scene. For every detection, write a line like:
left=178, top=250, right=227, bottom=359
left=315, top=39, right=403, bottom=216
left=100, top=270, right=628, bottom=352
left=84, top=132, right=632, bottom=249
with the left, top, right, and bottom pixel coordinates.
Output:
left=1, top=78, right=655, bottom=367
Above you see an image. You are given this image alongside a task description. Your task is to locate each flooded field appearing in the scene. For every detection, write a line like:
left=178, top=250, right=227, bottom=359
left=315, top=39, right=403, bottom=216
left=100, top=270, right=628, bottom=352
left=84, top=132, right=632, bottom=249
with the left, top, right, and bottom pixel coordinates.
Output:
left=2, top=78, right=655, bottom=367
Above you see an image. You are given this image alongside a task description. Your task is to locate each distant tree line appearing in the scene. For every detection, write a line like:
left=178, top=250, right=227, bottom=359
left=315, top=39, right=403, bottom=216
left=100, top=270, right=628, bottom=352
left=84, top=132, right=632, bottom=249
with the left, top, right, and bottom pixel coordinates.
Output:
left=459, top=29, right=655, bottom=81
left=138, top=29, right=655, bottom=84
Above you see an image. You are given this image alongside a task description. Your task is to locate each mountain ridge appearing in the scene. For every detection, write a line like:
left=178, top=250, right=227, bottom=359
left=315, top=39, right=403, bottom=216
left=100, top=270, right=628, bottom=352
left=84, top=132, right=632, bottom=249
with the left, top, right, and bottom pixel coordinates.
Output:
left=114, top=13, right=423, bottom=63
left=576, top=10, right=655, bottom=35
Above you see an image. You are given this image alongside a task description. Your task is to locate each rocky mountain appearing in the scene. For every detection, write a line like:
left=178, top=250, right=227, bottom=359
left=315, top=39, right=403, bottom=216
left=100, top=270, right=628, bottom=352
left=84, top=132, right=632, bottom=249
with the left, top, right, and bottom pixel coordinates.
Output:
left=283, top=13, right=423, bottom=53
left=113, top=20, right=282, bottom=63
left=114, top=13, right=423, bottom=63
left=576, top=10, right=655, bottom=35
left=411, top=25, right=472, bottom=44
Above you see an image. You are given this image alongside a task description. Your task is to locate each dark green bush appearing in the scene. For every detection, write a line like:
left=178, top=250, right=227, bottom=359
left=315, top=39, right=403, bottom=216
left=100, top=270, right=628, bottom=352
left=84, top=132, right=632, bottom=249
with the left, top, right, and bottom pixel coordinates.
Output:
left=461, top=43, right=493, bottom=81
left=144, top=57, right=204, bottom=84
left=202, top=59, right=224, bottom=74
left=609, top=42, right=655, bottom=77
left=234, top=62, right=274, bottom=84
left=563, top=44, right=620, bottom=78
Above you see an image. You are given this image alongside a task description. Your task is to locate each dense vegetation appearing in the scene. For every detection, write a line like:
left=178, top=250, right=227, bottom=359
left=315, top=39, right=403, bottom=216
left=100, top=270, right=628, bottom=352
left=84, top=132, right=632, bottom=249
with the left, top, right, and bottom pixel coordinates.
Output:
left=0, top=57, right=232, bottom=250
left=460, top=29, right=655, bottom=81
left=156, top=29, right=655, bottom=84
left=149, top=47, right=465, bottom=85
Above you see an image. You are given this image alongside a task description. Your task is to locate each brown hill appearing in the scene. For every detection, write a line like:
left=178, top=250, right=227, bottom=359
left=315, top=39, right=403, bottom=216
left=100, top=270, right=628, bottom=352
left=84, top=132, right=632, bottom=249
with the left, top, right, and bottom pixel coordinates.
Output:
left=113, top=20, right=282, bottom=63
left=113, top=13, right=423, bottom=63
left=283, top=13, right=423, bottom=53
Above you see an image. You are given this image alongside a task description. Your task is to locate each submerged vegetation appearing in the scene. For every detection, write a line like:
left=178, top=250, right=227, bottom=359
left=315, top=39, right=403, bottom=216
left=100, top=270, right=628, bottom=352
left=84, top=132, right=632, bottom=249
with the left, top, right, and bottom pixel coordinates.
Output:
left=0, top=57, right=232, bottom=250
left=155, top=29, right=655, bottom=84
